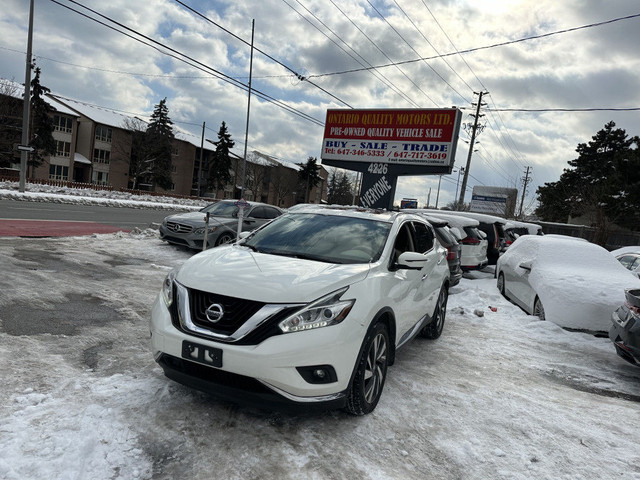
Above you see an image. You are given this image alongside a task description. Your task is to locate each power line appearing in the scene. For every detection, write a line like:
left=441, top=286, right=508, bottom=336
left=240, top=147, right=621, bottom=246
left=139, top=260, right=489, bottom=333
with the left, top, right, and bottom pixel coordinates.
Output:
left=281, top=0, right=420, bottom=107
left=307, top=12, right=640, bottom=78
left=172, top=0, right=353, bottom=108
left=49, top=0, right=326, bottom=127
left=364, top=0, right=469, bottom=104
left=327, top=0, right=436, bottom=107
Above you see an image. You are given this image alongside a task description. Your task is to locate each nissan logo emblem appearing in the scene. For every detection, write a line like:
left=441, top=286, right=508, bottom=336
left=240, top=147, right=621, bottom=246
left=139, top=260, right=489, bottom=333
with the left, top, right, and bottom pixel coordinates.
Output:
left=205, top=304, right=224, bottom=323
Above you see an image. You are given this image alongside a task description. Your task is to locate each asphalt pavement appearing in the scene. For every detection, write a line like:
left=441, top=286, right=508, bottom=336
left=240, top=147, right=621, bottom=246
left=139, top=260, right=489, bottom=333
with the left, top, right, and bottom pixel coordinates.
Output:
left=0, top=198, right=186, bottom=237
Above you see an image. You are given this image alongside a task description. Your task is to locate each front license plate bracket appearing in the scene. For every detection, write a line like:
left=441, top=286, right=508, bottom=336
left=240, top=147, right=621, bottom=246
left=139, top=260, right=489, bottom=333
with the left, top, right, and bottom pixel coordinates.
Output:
left=182, top=340, right=223, bottom=368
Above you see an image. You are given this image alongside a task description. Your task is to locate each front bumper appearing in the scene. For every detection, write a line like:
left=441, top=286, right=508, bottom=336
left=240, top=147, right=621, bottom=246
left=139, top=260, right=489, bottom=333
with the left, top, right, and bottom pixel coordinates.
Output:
left=150, top=295, right=364, bottom=408
left=159, top=224, right=203, bottom=249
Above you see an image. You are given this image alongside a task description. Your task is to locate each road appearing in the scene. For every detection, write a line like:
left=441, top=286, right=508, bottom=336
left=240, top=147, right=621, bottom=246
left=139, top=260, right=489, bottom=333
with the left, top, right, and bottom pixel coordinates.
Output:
left=0, top=198, right=188, bottom=235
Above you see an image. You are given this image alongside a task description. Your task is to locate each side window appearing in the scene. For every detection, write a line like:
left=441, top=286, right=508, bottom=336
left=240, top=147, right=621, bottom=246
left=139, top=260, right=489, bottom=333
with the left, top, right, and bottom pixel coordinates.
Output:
left=265, top=207, right=281, bottom=219
left=618, top=255, right=636, bottom=269
left=412, top=222, right=434, bottom=253
left=392, top=223, right=415, bottom=263
left=249, top=207, right=267, bottom=219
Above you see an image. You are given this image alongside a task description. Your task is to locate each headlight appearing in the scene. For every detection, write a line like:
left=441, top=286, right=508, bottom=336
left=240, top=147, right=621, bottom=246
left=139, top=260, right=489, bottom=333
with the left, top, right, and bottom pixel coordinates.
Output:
left=193, top=226, right=218, bottom=234
left=279, top=288, right=354, bottom=333
left=162, top=269, right=178, bottom=307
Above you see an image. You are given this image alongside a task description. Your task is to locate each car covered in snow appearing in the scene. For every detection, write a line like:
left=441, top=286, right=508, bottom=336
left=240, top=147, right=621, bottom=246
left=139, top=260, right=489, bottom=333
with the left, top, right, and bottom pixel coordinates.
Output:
left=611, top=247, right=640, bottom=278
left=150, top=206, right=451, bottom=415
left=496, top=235, right=640, bottom=332
left=159, top=200, right=283, bottom=250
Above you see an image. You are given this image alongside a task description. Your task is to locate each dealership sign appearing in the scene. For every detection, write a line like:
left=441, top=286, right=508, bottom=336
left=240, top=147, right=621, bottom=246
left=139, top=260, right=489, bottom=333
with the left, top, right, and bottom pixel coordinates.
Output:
left=322, top=108, right=461, bottom=169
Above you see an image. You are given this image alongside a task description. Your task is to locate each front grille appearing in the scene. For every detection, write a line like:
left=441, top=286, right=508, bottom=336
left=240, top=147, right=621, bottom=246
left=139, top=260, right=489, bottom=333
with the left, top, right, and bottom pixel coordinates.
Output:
left=189, top=288, right=265, bottom=335
left=166, top=221, right=193, bottom=234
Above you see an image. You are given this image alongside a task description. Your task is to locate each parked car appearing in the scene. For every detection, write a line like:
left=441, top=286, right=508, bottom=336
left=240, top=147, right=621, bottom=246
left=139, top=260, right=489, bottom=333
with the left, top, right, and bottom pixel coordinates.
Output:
left=504, top=220, right=543, bottom=246
left=150, top=206, right=450, bottom=415
left=424, top=213, right=488, bottom=271
left=443, top=211, right=507, bottom=265
left=159, top=200, right=283, bottom=250
left=418, top=214, right=463, bottom=286
left=610, top=288, right=640, bottom=367
left=496, top=235, right=640, bottom=332
left=611, top=248, right=640, bottom=278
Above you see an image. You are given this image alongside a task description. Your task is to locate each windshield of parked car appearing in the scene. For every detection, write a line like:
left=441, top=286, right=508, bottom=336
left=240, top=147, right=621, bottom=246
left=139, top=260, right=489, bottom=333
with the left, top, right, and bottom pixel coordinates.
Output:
left=200, top=202, right=240, bottom=217
left=243, top=213, right=391, bottom=264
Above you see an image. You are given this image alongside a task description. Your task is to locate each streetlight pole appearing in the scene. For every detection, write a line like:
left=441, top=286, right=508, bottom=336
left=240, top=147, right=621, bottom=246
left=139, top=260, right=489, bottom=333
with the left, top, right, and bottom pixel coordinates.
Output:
left=19, top=0, right=35, bottom=193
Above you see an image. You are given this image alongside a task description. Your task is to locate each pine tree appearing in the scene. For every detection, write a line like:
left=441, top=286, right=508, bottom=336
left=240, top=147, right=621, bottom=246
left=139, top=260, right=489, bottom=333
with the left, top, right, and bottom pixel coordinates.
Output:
left=297, top=156, right=322, bottom=203
left=28, top=67, right=56, bottom=177
left=145, top=98, right=174, bottom=190
left=327, top=169, right=353, bottom=204
left=207, top=121, right=235, bottom=191
left=536, top=121, right=640, bottom=244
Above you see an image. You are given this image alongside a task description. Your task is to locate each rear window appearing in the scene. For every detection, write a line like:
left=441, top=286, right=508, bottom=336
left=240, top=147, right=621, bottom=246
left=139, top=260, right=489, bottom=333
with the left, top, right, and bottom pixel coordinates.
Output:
left=434, top=226, right=456, bottom=246
left=463, top=226, right=482, bottom=240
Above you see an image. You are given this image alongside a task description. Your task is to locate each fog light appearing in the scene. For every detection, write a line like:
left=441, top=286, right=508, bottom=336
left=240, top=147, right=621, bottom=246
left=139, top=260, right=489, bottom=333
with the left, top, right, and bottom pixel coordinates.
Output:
left=296, top=365, right=338, bottom=384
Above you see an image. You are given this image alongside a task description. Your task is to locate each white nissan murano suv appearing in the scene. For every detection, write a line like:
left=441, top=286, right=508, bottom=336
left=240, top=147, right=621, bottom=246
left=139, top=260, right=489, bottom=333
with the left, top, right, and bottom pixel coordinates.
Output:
left=150, top=206, right=450, bottom=415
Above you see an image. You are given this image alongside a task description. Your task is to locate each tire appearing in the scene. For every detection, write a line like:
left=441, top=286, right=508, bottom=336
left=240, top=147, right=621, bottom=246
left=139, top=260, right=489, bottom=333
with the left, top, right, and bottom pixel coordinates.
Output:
left=420, top=287, right=448, bottom=340
left=533, top=297, right=545, bottom=321
left=345, top=322, right=389, bottom=416
left=214, top=232, right=235, bottom=247
left=497, top=272, right=505, bottom=296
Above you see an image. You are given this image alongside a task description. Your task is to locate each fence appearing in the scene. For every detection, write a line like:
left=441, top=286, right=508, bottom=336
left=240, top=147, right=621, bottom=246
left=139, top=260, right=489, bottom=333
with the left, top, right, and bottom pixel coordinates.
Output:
left=537, top=221, right=640, bottom=250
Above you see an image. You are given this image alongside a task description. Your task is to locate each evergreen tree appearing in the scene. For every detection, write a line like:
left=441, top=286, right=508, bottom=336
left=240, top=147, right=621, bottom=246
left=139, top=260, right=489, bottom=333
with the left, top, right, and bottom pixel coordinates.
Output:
left=207, top=121, right=235, bottom=191
left=297, top=156, right=322, bottom=203
left=28, top=67, right=56, bottom=177
left=0, top=79, right=22, bottom=168
left=145, top=98, right=174, bottom=190
left=536, top=121, right=640, bottom=245
left=327, top=169, right=353, bottom=204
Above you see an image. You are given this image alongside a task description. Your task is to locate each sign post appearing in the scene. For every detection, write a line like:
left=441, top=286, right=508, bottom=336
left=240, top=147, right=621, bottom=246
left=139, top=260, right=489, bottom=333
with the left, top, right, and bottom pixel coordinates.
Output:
left=321, top=108, right=462, bottom=210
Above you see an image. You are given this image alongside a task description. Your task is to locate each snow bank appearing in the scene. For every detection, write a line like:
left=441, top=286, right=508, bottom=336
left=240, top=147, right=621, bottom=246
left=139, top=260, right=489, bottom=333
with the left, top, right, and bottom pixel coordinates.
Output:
left=0, top=181, right=207, bottom=211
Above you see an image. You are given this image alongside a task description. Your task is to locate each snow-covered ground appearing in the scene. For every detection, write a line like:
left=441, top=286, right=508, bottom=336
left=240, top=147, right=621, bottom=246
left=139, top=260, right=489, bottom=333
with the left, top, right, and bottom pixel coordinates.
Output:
left=1, top=230, right=639, bottom=480
left=0, top=181, right=206, bottom=211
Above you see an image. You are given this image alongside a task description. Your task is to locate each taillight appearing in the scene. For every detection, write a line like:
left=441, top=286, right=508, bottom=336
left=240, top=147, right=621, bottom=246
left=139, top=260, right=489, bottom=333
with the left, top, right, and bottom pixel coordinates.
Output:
left=506, top=240, right=513, bottom=246
left=461, top=237, right=480, bottom=245
left=626, top=302, right=640, bottom=317
left=446, top=247, right=456, bottom=260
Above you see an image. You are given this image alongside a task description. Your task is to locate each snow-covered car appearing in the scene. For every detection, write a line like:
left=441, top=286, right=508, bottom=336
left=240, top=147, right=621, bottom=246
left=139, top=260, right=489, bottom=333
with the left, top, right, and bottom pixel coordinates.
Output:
left=611, top=247, right=640, bottom=278
left=159, top=200, right=283, bottom=250
left=609, top=288, right=640, bottom=367
left=504, top=220, right=543, bottom=246
left=496, top=235, right=640, bottom=332
left=150, top=206, right=451, bottom=415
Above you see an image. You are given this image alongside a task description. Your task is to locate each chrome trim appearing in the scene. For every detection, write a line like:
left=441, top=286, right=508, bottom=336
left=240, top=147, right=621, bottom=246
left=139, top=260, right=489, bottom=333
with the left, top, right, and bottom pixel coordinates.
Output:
left=258, top=380, right=346, bottom=403
left=397, top=313, right=429, bottom=349
left=175, top=281, right=302, bottom=342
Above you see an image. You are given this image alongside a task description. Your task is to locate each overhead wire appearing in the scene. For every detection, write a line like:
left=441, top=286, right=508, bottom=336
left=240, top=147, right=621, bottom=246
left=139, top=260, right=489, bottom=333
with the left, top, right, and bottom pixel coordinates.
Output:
left=327, top=0, right=437, bottom=107
left=49, top=0, right=326, bottom=127
left=282, top=0, right=420, bottom=107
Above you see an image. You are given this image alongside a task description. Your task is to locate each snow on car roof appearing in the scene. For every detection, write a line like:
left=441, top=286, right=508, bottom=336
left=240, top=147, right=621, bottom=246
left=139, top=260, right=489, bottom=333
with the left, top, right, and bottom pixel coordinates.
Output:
left=287, top=205, right=400, bottom=223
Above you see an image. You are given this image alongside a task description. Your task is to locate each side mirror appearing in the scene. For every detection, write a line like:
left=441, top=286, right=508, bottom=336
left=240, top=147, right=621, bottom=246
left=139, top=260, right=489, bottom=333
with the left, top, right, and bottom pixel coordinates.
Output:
left=238, top=231, right=251, bottom=240
left=397, top=251, right=428, bottom=270
left=518, top=261, right=532, bottom=272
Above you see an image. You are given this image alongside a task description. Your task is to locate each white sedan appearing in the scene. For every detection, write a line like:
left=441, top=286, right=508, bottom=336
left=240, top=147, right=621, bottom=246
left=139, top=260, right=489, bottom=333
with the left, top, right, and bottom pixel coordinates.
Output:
left=496, top=235, right=640, bottom=332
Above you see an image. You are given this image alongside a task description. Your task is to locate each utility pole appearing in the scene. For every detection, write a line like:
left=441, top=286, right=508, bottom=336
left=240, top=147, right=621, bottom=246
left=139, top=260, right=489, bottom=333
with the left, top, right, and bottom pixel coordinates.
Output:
left=435, top=175, right=442, bottom=208
left=240, top=19, right=255, bottom=200
left=458, top=91, right=488, bottom=206
left=19, top=0, right=35, bottom=193
left=454, top=167, right=464, bottom=206
left=518, top=166, right=531, bottom=219
left=196, top=121, right=205, bottom=197
left=426, top=187, right=431, bottom=208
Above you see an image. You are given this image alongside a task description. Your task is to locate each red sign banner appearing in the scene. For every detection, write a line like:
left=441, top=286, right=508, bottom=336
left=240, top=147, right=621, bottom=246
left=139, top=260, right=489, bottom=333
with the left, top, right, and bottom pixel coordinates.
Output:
left=321, top=108, right=461, bottom=167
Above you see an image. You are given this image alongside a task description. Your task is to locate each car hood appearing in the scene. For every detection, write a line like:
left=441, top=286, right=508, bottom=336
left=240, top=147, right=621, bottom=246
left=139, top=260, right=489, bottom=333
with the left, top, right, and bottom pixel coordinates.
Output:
left=164, top=211, right=236, bottom=227
left=175, top=245, right=372, bottom=303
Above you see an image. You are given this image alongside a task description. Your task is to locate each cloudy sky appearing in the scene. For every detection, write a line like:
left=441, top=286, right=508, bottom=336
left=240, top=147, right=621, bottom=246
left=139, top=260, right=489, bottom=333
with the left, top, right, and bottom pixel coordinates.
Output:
left=1, top=0, right=639, bottom=211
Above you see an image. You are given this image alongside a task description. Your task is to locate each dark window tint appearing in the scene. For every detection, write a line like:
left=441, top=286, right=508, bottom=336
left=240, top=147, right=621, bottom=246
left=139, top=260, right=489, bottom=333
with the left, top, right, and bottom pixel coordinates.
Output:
left=264, top=207, right=281, bottom=219
left=249, top=206, right=268, bottom=219
left=434, top=226, right=456, bottom=246
left=463, top=226, right=482, bottom=240
left=412, top=222, right=434, bottom=253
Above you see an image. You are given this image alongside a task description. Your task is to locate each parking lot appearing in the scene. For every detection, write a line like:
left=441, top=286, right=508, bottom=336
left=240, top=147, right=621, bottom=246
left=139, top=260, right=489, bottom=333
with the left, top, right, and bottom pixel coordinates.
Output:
left=1, top=231, right=639, bottom=480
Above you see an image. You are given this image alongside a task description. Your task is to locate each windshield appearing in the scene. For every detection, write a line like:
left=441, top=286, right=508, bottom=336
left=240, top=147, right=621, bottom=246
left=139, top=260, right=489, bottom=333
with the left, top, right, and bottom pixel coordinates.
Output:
left=201, top=202, right=240, bottom=217
left=244, top=213, right=391, bottom=264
